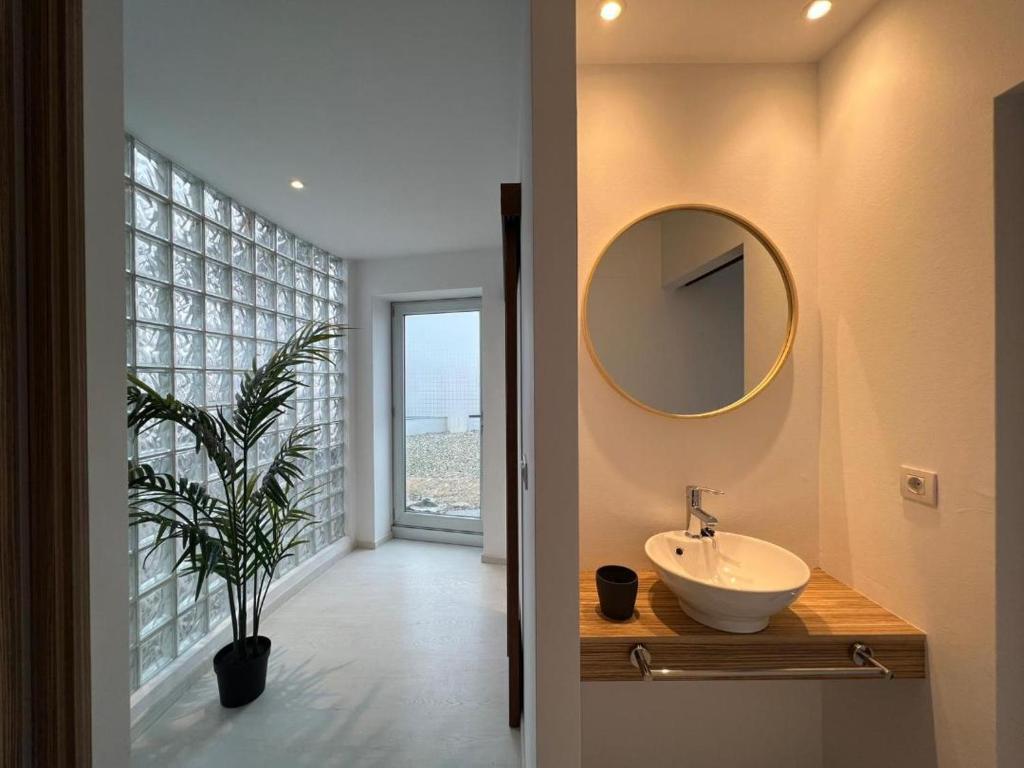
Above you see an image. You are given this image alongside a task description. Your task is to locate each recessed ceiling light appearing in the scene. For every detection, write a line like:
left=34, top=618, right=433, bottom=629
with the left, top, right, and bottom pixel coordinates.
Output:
left=599, top=1, right=623, bottom=22
left=289, top=179, right=305, bottom=190
left=804, top=0, right=833, bottom=20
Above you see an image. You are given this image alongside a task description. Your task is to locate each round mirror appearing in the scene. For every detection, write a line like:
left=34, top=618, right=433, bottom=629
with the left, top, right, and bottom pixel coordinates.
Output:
left=583, top=205, right=797, bottom=418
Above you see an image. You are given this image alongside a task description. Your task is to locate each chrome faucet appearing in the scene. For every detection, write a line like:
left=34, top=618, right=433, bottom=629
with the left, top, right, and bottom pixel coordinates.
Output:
left=685, top=486, right=723, bottom=539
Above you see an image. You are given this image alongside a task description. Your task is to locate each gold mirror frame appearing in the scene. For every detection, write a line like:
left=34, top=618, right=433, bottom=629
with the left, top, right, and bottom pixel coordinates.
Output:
left=582, top=204, right=798, bottom=419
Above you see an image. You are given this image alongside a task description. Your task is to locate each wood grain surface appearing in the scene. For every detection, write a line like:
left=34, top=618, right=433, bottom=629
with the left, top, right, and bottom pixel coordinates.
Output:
left=581, top=569, right=926, bottom=681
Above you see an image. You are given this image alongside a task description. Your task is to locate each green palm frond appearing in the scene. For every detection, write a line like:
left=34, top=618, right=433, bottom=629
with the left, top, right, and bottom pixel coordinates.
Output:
left=126, top=321, right=349, bottom=656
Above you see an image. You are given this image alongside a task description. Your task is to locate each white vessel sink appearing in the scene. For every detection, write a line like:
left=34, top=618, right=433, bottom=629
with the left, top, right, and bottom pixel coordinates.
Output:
left=645, top=530, right=810, bottom=633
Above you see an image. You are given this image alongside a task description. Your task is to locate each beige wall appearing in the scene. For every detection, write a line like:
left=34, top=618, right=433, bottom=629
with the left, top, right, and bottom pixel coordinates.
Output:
left=578, top=62, right=821, bottom=571
left=578, top=63, right=822, bottom=765
left=817, top=1, right=1024, bottom=766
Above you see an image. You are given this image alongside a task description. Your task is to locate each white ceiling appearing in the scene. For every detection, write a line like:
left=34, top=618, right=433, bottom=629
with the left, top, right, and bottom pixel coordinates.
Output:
left=125, top=0, right=524, bottom=259
left=577, top=0, right=882, bottom=64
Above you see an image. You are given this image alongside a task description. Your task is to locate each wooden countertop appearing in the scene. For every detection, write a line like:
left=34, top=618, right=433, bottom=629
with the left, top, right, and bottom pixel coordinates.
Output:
left=580, top=569, right=926, bottom=681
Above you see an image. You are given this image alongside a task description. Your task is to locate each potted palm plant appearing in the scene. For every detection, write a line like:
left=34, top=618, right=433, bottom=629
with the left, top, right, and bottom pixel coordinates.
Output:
left=127, top=321, right=345, bottom=707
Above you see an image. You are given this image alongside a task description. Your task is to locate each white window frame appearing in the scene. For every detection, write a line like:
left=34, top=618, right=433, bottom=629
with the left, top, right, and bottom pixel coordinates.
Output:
left=391, top=297, right=484, bottom=542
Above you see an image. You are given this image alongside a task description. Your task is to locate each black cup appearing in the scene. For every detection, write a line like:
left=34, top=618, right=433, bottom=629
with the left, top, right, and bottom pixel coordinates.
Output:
left=596, top=565, right=638, bottom=621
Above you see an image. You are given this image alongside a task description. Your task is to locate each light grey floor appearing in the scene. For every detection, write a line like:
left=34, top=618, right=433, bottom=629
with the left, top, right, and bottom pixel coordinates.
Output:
left=131, top=540, right=520, bottom=767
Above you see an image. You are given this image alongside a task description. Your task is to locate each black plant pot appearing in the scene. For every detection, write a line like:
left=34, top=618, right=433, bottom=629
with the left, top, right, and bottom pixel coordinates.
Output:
left=213, top=636, right=272, bottom=708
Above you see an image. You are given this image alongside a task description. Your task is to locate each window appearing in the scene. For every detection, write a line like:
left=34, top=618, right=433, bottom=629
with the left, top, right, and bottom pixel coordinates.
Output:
left=125, top=137, right=347, bottom=691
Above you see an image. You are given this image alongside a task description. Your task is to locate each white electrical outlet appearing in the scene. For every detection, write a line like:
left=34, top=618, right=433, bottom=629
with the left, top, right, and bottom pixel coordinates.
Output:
left=900, top=466, right=938, bottom=507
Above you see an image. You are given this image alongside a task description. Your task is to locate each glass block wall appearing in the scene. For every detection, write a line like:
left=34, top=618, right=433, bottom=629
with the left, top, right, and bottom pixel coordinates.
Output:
left=125, top=136, right=348, bottom=691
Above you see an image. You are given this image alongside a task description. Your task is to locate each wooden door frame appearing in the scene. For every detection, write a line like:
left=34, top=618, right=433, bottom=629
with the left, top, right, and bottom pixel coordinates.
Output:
left=1, top=0, right=93, bottom=764
left=501, top=182, right=522, bottom=728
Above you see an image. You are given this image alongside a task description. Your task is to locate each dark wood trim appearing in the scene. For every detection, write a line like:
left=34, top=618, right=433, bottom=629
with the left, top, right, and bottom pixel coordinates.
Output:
left=1, top=0, right=92, bottom=764
left=500, top=182, right=522, bottom=728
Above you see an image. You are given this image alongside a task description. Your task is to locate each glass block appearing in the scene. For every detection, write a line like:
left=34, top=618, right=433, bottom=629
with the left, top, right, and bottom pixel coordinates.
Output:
left=256, top=341, right=275, bottom=366
left=208, top=587, right=229, bottom=628
left=138, top=421, right=172, bottom=457
left=174, top=423, right=195, bottom=452
left=231, top=237, right=254, bottom=271
left=275, top=229, right=293, bottom=257
left=138, top=581, right=174, bottom=638
left=295, top=292, right=311, bottom=320
left=135, top=279, right=171, bottom=325
left=204, top=186, right=229, bottom=226
left=331, top=514, right=344, bottom=541
left=138, top=541, right=173, bottom=592
left=124, top=135, right=133, bottom=178
left=313, top=399, right=326, bottom=424
left=172, top=167, right=202, bottom=212
left=174, top=329, right=204, bottom=368
left=233, top=304, right=255, bottom=337
left=173, top=289, right=203, bottom=330
left=176, top=570, right=200, bottom=608
left=329, top=421, right=342, bottom=445
left=276, top=287, right=294, bottom=315
left=313, top=373, right=328, bottom=399
left=175, top=371, right=204, bottom=404
left=206, top=372, right=231, bottom=405
left=125, top=184, right=132, bottom=226
left=136, top=369, right=172, bottom=395
left=206, top=334, right=231, bottom=369
left=205, top=260, right=229, bottom=297
left=313, top=248, right=328, bottom=272
left=313, top=272, right=327, bottom=298
left=329, top=279, right=342, bottom=303
left=133, top=142, right=169, bottom=195
left=295, top=240, right=312, bottom=265
left=134, top=234, right=170, bottom=281
left=294, top=265, right=312, bottom=294
left=178, top=602, right=207, bottom=654
left=276, top=258, right=294, bottom=288
left=231, top=270, right=254, bottom=303
left=173, top=248, right=203, bottom=290
left=205, top=297, right=231, bottom=334
left=255, top=278, right=275, bottom=309
left=254, top=216, right=274, bottom=247
left=296, top=400, right=311, bottom=426
left=329, top=302, right=342, bottom=324
left=256, top=310, right=276, bottom=340
left=255, top=247, right=275, bottom=278
left=329, top=258, right=344, bottom=279
left=231, top=202, right=253, bottom=238
left=257, top=432, right=278, bottom=464
left=233, top=338, right=255, bottom=370
left=134, top=190, right=169, bottom=239
left=313, top=298, right=327, bottom=321
left=175, top=450, right=204, bottom=484
left=277, top=315, right=295, bottom=342
left=136, top=324, right=172, bottom=367
left=205, top=223, right=229, bottom=261
left=139, top=623, right=174, bottom=684
left=329, top=398, right=341, bottom=422
left=172, top=207, right=202, bottom=252
left=148, top=453, right=173, bottom=476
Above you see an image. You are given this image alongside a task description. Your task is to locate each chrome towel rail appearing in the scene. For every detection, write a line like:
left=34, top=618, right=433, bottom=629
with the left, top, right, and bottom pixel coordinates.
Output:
left=629, top=642, right=894, bottom=681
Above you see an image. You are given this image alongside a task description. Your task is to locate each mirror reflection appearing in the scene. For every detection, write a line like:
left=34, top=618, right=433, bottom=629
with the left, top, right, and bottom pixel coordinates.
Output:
left=584, top=207, right=794, bottom=417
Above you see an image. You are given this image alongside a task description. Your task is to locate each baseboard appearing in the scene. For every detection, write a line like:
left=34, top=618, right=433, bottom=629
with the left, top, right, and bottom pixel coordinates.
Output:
left=355, top=531, right=393, bottom=549
left=129, top=536, right=354, bottom=741
left=481, top=553, right=507, bottom=565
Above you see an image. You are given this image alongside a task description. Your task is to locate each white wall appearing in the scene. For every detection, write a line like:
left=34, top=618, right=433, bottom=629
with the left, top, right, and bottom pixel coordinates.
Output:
left=817, top=2, right=1024, bottom=766
left=526, top=0, right=582, bottom=764
left=578, top=63, right=821, bottom=573
left=577, top=62, right=822, bottom=766
left=349, top=250, right=507, bottom=561
left=84, top=0, right=130, bottom=764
